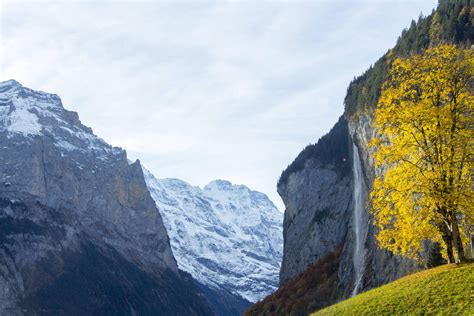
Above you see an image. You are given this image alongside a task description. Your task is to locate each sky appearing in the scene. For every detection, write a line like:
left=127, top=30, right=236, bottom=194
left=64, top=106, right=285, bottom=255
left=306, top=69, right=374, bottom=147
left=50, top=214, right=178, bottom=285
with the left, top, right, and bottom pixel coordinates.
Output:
left=1, top=0, right=437, bottom=210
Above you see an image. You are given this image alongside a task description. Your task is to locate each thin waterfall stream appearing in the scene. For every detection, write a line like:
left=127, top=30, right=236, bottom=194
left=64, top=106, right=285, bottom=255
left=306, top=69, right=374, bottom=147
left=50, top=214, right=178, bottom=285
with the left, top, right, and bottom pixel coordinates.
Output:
left=352, top=142, right=365, bottom=296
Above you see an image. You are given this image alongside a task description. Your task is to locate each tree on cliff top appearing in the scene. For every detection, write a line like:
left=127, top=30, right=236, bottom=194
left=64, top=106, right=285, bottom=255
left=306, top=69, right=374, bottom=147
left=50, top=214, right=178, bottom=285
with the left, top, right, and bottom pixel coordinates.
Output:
left=369, top=45, right=473, bottom=264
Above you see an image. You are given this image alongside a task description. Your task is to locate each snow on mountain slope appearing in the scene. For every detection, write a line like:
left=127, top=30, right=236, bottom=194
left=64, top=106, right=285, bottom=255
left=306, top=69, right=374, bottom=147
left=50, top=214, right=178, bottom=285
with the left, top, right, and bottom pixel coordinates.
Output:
left=0, top=80, right=216, bottom=314
left=0, top=79, right=283, bottom=304
left=0, top=79, right=122, bottom=162
left=144, top=169, right=283, bottom=302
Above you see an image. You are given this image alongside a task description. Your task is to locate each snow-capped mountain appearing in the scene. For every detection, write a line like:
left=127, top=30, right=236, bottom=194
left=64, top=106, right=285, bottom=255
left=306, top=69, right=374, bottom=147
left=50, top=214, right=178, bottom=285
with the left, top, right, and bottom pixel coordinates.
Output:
left=0, top=79, right=123, bottom=163
left=144, top=170, right=283, bottom=303
left=0, top=79, right=283, bottom=313
left=0, top=80, right=213, bottom=314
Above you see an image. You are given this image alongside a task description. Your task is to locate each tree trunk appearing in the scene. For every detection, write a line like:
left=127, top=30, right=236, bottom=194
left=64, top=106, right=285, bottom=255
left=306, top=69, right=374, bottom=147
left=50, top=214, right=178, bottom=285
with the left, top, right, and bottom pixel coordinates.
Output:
left=440, top=223, right=455, bottom=264
left=450, top=212, right=466, bottom=263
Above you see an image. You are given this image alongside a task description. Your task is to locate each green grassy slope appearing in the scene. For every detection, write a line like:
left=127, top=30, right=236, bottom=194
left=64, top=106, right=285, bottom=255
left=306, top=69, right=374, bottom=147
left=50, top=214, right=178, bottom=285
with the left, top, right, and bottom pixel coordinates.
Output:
left=313, top=263, right=474, bottom=316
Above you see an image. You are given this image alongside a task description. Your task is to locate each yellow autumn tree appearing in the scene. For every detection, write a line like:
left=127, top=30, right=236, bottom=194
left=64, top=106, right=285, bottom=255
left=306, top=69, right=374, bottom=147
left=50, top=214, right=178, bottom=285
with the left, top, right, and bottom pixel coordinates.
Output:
left=369, top=45, right=473, bottom=264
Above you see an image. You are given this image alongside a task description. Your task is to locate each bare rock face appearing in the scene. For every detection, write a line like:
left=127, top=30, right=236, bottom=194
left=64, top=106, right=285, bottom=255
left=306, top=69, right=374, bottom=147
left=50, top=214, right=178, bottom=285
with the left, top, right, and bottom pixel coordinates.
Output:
left=277, top=114, right=417, bottom=304
left=277, top=116, right=352, bottom=285
left=278, top=159, right=351, bottom=284
left=0, top=80, right=212, bottom=315
left=339, top=114, right=416, bottom=298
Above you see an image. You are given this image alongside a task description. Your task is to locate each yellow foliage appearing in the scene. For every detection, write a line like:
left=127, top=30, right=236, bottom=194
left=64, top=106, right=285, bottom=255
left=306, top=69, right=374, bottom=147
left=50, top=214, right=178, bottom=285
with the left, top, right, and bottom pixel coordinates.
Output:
left=369, top=45, right=474, bottom=261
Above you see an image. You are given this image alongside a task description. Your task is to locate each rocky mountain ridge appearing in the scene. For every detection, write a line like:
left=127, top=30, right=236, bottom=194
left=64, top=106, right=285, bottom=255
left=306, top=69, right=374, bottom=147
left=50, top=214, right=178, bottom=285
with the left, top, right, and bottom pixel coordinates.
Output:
left=0, top=79, right=212, bottom=315
left=144, top=170, right=283, bottom=305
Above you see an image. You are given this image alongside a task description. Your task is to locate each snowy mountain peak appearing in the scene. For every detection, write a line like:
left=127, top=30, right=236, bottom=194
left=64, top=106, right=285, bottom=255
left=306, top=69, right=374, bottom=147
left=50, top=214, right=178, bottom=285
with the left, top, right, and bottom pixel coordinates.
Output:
left=0, top=80, right=123, bottom=162
left=205, top=179, right=233, bottom=189
left=0, top=79, right=20, bottom=89
left=0, top=80, right=62, bottom=108
left=144, top=168, right=283, bottom=303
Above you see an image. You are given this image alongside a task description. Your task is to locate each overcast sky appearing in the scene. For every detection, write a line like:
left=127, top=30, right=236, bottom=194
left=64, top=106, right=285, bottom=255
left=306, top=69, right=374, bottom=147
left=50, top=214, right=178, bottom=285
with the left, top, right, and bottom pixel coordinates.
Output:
left=1, top=0, right=437, bottom=209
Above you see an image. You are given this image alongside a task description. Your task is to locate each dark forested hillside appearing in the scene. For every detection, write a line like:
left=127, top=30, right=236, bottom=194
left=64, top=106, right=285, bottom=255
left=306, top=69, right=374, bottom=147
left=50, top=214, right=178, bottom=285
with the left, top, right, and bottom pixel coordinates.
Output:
left=278, top=116, right=350, bottom=186
left=280, top=1, right=473, bottom=186
left=345, top=0, right=474, bottom=116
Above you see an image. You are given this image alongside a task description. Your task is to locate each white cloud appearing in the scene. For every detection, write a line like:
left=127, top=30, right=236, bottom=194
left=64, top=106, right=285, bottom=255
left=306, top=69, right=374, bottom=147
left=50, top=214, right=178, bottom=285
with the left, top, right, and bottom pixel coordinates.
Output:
left=0, top=0, right=437, bottom=209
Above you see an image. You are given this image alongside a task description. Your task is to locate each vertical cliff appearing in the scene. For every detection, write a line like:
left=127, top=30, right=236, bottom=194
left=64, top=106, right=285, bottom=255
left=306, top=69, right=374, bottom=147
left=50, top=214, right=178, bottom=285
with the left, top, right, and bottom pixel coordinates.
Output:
left=277, top=115, right=413, bottom=301
left=0, top=80, right=212, bottom=315
left=278, top=116, right=351, bottom=284
left=274, top=1, right=473, bottom=312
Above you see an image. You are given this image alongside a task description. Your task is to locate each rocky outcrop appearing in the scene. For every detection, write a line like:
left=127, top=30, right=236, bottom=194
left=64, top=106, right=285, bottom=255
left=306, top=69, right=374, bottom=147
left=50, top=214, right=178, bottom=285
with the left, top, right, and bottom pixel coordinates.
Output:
left=277, top=113, right=417, bottom=304
left=0, top=80, right=212, bottom=315
left=278, top=117, right=351, bottom=284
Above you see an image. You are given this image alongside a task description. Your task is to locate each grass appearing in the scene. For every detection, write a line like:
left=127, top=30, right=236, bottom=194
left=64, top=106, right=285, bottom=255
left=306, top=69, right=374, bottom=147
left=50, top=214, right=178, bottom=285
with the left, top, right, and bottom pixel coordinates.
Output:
left=313, top=263, right=474, bottom=316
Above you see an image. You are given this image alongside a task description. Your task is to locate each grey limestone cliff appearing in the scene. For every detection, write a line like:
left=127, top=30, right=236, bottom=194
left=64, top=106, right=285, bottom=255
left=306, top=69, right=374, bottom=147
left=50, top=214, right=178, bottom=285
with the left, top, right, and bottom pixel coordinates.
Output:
left=340, top=113, right=416, bottom=298
left=278, top=113, right=417, bottom=302
left=279, top=102, right=425, bottom=300
left=278, top=116, right=352, bottom=285
left=0, top=80, right=212, bottom=315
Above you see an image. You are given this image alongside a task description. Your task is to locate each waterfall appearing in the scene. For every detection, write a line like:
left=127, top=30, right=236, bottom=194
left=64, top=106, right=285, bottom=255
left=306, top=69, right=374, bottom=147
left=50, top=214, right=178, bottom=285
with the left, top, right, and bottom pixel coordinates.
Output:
left=351, top=142, right=365, bottom=296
